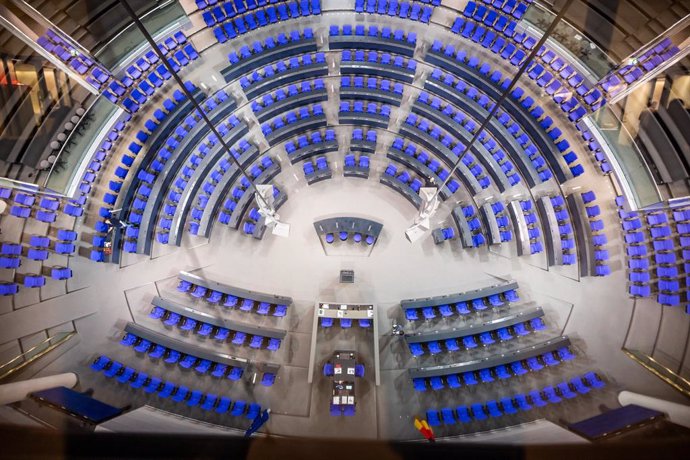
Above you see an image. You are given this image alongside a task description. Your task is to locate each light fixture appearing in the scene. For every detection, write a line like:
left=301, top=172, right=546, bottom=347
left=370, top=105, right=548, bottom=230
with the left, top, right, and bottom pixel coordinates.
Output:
left=255, top=185, right=290, bottom=238
left=405, top=187, right=440, bottom=243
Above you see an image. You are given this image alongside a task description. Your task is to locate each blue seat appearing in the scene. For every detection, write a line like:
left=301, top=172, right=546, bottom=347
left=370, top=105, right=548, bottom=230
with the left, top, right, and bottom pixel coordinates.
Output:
left=323, top=363, right=334, bottom=377
left=412, top=378, right=426, bottom=391
left=471, top=403, right=487, bottom=421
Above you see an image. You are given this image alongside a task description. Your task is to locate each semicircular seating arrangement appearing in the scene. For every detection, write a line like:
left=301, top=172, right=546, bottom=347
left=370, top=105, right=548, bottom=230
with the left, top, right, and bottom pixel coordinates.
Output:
left=4, top=0, right=690, bottom=448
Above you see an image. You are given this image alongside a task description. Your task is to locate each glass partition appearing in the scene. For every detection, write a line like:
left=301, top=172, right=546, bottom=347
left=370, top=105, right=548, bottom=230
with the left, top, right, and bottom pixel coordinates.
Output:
left=94, top=0, right=187, bottom=70
left=43, top=94, right=121, bottom=196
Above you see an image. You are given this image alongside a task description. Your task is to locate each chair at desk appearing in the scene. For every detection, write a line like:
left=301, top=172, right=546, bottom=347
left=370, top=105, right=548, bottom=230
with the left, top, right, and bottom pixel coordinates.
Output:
left=321, top=317, right=334, bottom=328
left=261, top=373, right=276, bottom=387
left=340, top=318, right=353, bottom=328
left=355, top=364, right=365, bottom=378
left=325, top=233, right=335, bottom=244
left=358, top=319, right=371, bottom=328
left=343, top=404, right=356, bottom=416
left=330, top=404, right=342, bottom=416
left=323, top=362, right=334, bottom=377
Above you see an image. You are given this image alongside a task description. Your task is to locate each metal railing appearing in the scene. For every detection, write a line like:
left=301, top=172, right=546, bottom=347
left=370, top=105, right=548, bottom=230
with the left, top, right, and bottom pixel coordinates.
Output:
left=0, top=331, right=76, bottom=381
left=623, top=349, right=690, bottom=399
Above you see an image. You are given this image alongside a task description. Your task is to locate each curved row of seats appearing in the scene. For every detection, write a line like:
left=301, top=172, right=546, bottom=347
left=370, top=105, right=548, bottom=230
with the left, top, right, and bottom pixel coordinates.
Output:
left=105, top=34, right=197, bottom=112
left=412, top=343, right=576, bottom=391
left=580, top=191, right=611, bottom=276
left=455, top=2, right=604, bottom=112
left=425, top=45, right=583, bottom=182
left=355, top=0, right=437, bottom=23
left=177, top=278, right=288, bottom=316
left=205, top=0, right=321, bottom=44
left=153, top=129, right=253, bottom=244
left=240, top=52, right=327, bottom=100
left=0, top=187, right=79, bottom=293
left=119, top=332, right=249, bottom=380
left=405, top=287, right=519, bottom=321
left=320, top=317, right=372, bottom=328
left=414, top=92, right=523, bottom=188
left=618, top=195, right=690, bottom=310
left=91, top=355, right=262, bottom=417
left=150, top=304, right=282, bottom=351
left=517, top=200, right=544, bottom=255
left=408, top=316, right=545, bottom=356
left=224, top=28, right=316, bottom=83
left=425, top=371, right=605, bottom=427
left=251, top=79, right=326, bottom=123
left=285, top=129, right=337, bottom=164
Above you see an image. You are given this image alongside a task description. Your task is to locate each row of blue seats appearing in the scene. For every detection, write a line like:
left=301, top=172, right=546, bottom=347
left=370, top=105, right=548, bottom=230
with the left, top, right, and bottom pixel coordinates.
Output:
left=600, top=37, right=679, bottom=99
left=580, top=191, right=611, bottom=276
left=341, top=49, right=417, bottom=73
left=426, top=371, right=605, bottom=427
left=425, top=61, right=580, bottom=182
left=329, top=24, right=417, bottom=49
left=218, top=173, right=281, bottom=230
left=549, top=196, right=578, bottom=265
left=155, top=131, right=251, bottom=242
left=355, top=0, right=436, bottom=23
left=285, top=129, right=336, bottom=156
left=489, top=201, right=513, bottom=243
left=303, top=156, right=330, bottom=176
left=405, top=288, right=520, bottom=321
left=408, top=316, right=545, bottom=356
left=1, top=233, right=76, bottom=260
left=95, top=82, right=202, bottom=256
left=415, top=92, right=523, bottom=186
left=6, top=189, right=83, bottom=222
left=323, top=362, right=365, bottom=377
left=177, top=278, right=288, bottom=316
left=240, top=53, right=327, bottom=99
left=617, top=198, right=690, bottom=307
left=191, top=155, right=275, bottom=237
left=0, top=266, right=73, bottom=293
left=383, top=164, right=424, bottom=195
left=390, top=138, right=461, bottom=194
left=150, top=304, right=282, bottom=350
left=320, top=317, right=372, bottom=328
left=119, top=331, right=275, bottom=386
left=210, top=0, right=321, bottom=43
left=403, top=113, right=493, bottom=190
left=344, top=154, right=371, bottom=170
left=119, top=332, right=252, bottom=380
left=459, top=204, right=487, bottom=247
left=324, top=230, right=376, bottom=245
left=454, top=8, right=603, bottom=112
left=37, top=30, right=111, bottom=89
left=519, top=200, right=543, bottom=255
left=464, top=1, right=531, bottom=22
left=106, top=41, right=197, bottom=112
left=413, top=344, right=576, bottom=391
left=261, top=103, right=324, bottom=138
left=91, top=355, right=263, bottom=415
left=251, top=79, right=325, bottom=117
left=576, top=122, right=613, bottom=175
left=341, top=76, right=404, bottom=98
left=227, top=28, right=314, bottom=71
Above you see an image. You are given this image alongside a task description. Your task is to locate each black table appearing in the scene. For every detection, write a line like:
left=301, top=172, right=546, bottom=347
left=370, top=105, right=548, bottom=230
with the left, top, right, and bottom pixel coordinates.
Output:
left=332, top=350, right=357, bottom=406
